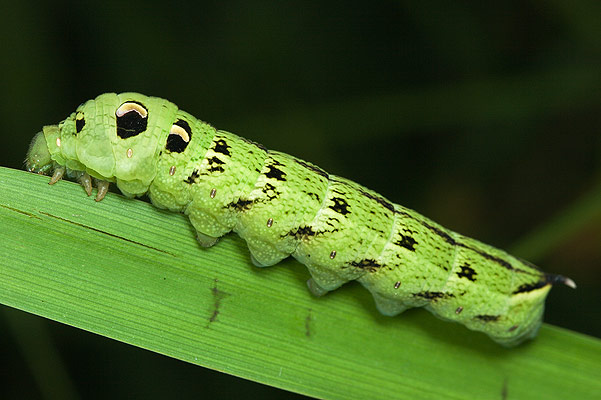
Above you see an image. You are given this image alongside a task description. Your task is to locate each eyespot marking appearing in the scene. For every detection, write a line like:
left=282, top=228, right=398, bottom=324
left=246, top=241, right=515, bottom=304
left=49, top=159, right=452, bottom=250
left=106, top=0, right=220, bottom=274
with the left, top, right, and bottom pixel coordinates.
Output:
left=210, top=188, right=217, bottom=198
left=126, top=148, right=133, bottom=158
left=169, top=166, right=176, bottom=176
left=116, top=101, right=148, bottom=139
left=329, top=250, right=337, bottom=259
left=166, top=119, right=192, bottom=153
left=394, top=281, right=401, bottom=289
left=116, top=101, right=148, bottom=118
left=455, top=307, right=463, bottom=314
left=56, top=138, right=61, bottom=147
left=75, top=112, right=85, bottom=133
left=170, top=124, right=190, bottom=143
left=267, top=218, right=274, bottom=228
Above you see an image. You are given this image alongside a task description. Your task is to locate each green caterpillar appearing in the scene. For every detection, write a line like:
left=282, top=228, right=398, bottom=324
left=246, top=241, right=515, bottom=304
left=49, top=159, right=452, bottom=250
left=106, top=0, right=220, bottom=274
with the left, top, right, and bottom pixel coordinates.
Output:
left=26, top=92, right=575, bottom=346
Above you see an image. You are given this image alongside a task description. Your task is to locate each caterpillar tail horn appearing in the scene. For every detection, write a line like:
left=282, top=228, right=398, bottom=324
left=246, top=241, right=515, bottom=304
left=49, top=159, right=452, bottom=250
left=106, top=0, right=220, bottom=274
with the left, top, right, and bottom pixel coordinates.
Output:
left=547, top=273, right=577, bottom=289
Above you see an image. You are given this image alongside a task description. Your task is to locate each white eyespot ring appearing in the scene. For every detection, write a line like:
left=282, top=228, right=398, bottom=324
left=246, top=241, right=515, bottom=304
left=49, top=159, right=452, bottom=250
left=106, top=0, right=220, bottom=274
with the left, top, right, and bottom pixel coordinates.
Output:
left=126, top=148, right=133, bottom=158
left=169, top=124, right=190, bottom=143
left=116, top=102, right=148, bottom=118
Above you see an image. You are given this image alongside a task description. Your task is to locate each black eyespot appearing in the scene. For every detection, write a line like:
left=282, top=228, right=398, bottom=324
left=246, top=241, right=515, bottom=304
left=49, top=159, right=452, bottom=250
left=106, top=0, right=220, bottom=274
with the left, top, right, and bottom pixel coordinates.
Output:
left=75, top=112, right=85, bottom=133
left=166, top=119, right=192, bottom=153
left=175, top=119, right=192, bottom=136
left=115, top=101, right=148, bottom=139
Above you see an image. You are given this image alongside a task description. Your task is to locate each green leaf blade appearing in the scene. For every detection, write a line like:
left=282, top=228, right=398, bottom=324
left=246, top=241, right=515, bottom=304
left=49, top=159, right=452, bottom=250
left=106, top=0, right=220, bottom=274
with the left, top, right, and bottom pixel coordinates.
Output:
left=1, top=166, right=599, bottom=399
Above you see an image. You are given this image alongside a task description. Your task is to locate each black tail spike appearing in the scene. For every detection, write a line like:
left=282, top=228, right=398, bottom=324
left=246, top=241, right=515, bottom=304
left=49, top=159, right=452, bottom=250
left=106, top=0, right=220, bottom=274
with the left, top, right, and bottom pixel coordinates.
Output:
left=546, top=273, right=577, bottom=289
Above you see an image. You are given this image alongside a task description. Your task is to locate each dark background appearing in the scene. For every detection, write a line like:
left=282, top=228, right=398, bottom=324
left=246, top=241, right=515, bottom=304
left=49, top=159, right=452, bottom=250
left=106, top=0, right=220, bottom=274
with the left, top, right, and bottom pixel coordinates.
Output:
left=1, top=1, right=600, bottom=398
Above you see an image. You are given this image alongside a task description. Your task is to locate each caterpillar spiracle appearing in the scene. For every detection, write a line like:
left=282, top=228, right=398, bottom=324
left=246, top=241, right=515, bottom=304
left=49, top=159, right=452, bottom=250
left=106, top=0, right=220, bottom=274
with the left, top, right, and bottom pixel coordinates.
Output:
left=25, top=92, right=575, bottom=346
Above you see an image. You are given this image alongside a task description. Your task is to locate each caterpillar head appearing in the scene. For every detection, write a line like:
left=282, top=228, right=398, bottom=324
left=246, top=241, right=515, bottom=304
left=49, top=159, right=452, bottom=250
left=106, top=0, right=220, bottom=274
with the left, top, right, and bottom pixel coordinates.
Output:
left=26, top=93, right=179, bottom=196
left=26, top=131, right=53, bottom=174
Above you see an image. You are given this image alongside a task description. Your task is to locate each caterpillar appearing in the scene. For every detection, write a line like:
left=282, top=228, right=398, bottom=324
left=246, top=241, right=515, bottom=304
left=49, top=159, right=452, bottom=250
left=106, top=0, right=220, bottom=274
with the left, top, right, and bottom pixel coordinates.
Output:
left=26, top=92, right=575, bottom=346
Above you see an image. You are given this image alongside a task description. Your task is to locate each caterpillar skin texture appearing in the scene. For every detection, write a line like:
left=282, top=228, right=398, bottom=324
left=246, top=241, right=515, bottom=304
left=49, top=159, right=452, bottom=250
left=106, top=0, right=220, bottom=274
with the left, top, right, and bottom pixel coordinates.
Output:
left=26, top=92, right=575, bottom=347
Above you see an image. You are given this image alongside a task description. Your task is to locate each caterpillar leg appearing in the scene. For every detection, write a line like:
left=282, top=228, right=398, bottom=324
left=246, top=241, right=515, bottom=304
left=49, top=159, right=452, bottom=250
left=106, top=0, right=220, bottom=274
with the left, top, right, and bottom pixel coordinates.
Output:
left=306, top=278, right=330, bottom=297
left=49, top=166, right=66, bottom=184
left=300, top=261, right=349, bottom=293
left=47, top=165, right=110, bottom=201
left=95, top=180, right=110, bottom=202
left=370, top=292, right=408, bottom=316
left=186, top=209, right=228, bottom=248
left=196, top=232, right=219, bottom=248
left=246, top=240, right=289, bottom=267
left=76, top=172, right=93, bottom=196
